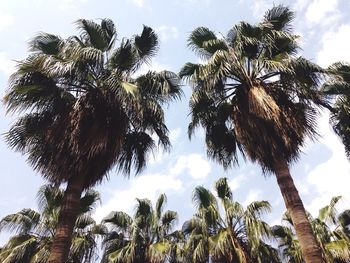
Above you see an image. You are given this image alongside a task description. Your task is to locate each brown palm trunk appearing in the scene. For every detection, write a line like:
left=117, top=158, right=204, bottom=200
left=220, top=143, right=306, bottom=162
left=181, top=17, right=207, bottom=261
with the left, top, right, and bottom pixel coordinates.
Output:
left=48, top=175, right=85, bottom=263
left=273, top=158, right=325, bottom=263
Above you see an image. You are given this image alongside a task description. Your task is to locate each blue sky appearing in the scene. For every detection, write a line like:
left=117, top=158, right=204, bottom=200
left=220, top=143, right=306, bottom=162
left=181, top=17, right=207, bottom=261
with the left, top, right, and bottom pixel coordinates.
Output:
left=1, top=0, right=350, bottom=246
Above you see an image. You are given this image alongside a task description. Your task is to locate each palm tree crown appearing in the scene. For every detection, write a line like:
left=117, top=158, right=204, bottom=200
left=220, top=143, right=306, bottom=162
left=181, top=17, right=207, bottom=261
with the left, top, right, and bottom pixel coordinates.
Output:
left=322, top=62, right=350, bottom=158
left=180, top=6, right=327, bottom=171
left=182, top=177, right=278, bottom=263
left=101, top=193, right=178, bottom=263
left=5, top=18, right=182, bottom=188
left=0, top=185, right=104, bottom=263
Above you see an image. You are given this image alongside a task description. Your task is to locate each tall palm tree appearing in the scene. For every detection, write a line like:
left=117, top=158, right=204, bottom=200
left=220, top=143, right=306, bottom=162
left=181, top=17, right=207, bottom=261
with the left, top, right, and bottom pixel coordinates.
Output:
left=4, top=19, right=181, bottom=263
left=101, top=193, right=178, bottom=263
left=182, top=178, right=278, bottom=263
left=273, top=196, right=350, bottom=263
left=321, top=62, right=350, bottom=157
left=179, top=6, right=327, bottom=262
left=0, top=185, right=105, bottom=263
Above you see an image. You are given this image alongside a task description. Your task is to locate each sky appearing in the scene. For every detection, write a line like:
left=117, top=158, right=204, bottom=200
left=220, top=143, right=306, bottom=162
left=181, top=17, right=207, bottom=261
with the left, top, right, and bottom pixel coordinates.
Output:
left=1, top=0, right=350, bottom=247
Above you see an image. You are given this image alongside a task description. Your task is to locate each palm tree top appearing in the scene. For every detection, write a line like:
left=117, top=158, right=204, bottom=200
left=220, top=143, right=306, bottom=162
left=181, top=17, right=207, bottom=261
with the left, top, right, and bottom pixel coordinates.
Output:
left=4, top=18, right=182, bottom=187
left=180, top=5, right=329, bottom=172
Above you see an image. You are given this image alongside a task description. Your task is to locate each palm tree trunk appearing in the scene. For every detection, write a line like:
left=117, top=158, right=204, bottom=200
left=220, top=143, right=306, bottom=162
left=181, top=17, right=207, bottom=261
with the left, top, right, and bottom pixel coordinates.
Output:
left=47, top=175, right=85, bottom=263
left=273, top=158, right=325, bottom=263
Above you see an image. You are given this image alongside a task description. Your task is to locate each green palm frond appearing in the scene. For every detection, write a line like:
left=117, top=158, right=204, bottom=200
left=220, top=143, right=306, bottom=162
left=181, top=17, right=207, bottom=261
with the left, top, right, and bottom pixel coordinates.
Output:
left=214, top=177, right=233, bottom=200
left=161, top=211, right=178, bottom=232
left=134, top=25, right=159, bottom=63
left=185, top=178, right=275, bottom=263
left=29, top=33, right=63, bottom=55
left=102, top=193, right=177, bottom=263
left=188, top=27, right=225, bottom=59
left=156, top=194, right=167, bottom=220
left=0, top=209, right=40, bottom=234
left=75, top=18, right=115, bottom=51
left=109, top=39, right=137, bottom=72
left=116, top=131, right=156, bottom=174
left=261, top=5, right=295, bottom=32
left=326, top=240, right=350, bottom=261
left=319, top=196, right=342, bottom=225
left=1, top=185, right=102, bottom=263
left=322, top=62, right=350, bottom=158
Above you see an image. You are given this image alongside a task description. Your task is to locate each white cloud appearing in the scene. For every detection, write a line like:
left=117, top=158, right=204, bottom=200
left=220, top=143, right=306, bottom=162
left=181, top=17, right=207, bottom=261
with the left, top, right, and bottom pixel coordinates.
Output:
left=175, top=0, right=212, bottom=6
left=306, top=112, right=350, bottom=216
left=130, top=0, right=144, bottom=8
left=93, top=173, right=182, bottom=222
left=170, top=127, right=182, bottom=144
left=0, top=12, right=13, bottom=32
left=251, top=0, right=274, bottom=18
left=228, top=173, right=246, bottom=192
left=156, top=26, right=179, bottom=42
left=0, top=52, right=15, bottom=77
left=292, top=0, right=310, bottom=12
left=243, top=189, right=262, bottom=206
left=305, top=0, right=340, bottom=24
left=170, top=153, right=211, bottom=179
left=94, top=152, right=211, bottom=222
left=317, top=24, right=350, bottom=67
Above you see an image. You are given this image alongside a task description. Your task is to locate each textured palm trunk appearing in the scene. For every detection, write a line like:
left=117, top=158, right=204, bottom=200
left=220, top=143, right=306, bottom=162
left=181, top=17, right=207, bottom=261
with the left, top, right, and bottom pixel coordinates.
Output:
left=48, top=175, right=85, bottom=263
left=273, top=158, right=325, bottom=263
left=228, top=230, right=249, bottom=263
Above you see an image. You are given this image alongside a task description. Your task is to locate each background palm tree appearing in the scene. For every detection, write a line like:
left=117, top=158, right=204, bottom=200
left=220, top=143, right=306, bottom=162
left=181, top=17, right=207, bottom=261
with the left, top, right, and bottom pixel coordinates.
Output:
left=273, top=196, right=350, bottom=263
left=4, top=18, right=181, bottom=262
left=179, top=6, right=327, bottom=262
left=0, top=185, right=105, bottom=263
left=182, top=177, right=278, bottom=263
left=101, top=193, right=178, bottom=263
left=321, top=62, right=350, bottom=157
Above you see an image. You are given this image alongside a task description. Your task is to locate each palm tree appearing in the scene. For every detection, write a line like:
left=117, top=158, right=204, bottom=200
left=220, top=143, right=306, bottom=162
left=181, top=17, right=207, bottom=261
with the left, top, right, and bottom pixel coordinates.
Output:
left=0, top=185, right=105, bottom=263
left=179, top=6, right=327, bottom=262
left=321, top=62, right=350, bottom=157
left=101, top=193, right=178, bottom=263
left=273, top=196, right=350, bottom=262
left=4, top=19, right=181, bottom=263
left=182, top=177, right=278, bottom=263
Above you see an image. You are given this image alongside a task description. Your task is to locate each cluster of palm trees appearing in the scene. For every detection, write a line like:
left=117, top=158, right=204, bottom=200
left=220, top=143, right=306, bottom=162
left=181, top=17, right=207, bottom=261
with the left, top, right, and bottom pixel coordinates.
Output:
left=2, top=4, right=350, bottom=263
left=2, top=179, right=350, bottom=262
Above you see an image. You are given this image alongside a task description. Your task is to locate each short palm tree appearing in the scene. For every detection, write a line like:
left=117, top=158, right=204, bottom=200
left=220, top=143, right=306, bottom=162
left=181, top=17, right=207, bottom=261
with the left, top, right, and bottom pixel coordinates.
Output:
left=273, top=196, right=350, bottom=263
left=321, top=62, right=350, bottom=157
left=101, top=193, right=178, bottom=263
left=4, top=19, right=181, bottom=263
left=182, top=177, right=278, bottom=263
left=179, top=6, right=327, bottom=262
left=0, top=185, right=105, bottom=263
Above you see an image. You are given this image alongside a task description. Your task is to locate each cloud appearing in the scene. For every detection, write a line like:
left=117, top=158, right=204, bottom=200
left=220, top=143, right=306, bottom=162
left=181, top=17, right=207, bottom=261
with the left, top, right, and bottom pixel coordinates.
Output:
left=228, top=173, right=246, bottom=192
left=0, top=12, right=14, bottom=32
left=93, top=173, right=182, bottom=222
left=305, top=0, right=340, bottom=24
left=252, top=0, right=274, bottom=17
left=94, top=152, right=210, bottom=222
left=243, top=189, right=262, bottom=206
left=130, top=0, right=144, bottom=8
left=305, top=113, right=350, bottom=216
left=317, top=24, right=350, bottom=67
left=0, top=52, right=16, bottom=77
left=170, top=153, right=212, bottom=179
left=155, top=26, right=179, bottom=42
